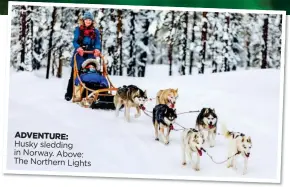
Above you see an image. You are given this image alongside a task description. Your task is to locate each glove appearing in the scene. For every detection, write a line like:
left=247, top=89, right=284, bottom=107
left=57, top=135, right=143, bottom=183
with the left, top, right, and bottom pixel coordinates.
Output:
left=77, top=47, right=84, bottom=56
left=93, top=49, right=101, bottom=57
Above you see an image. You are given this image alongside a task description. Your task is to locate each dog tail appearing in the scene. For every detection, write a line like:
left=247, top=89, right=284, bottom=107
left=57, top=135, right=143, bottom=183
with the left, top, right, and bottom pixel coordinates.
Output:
left=221, top=123, right=231, bottom=139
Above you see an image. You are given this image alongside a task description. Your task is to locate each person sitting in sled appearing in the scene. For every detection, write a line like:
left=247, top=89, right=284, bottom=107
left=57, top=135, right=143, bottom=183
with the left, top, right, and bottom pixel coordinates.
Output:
left=64, top=11, right=102, bottom=101
left=73, top=59, right=109, bottom=102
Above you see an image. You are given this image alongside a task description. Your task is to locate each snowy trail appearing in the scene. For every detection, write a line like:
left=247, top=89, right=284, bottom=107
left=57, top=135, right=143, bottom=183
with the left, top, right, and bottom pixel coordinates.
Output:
left=6, top=66, right=282, bottom=182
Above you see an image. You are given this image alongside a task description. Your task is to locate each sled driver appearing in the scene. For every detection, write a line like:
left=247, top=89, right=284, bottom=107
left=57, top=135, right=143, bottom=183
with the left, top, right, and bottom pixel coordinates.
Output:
left=65, top=11, right=102, bottom=101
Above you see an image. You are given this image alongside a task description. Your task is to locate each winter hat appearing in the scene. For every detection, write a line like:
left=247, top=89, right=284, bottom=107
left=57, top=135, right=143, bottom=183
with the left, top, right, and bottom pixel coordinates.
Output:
left=83, top=11, right=94, bottom=21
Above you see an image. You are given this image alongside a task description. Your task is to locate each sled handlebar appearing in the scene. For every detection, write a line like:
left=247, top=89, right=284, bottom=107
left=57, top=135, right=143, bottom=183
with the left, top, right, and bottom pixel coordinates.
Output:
left=83, top=50, right=94, bottom=54
left=83, top=50, right=104, bottom=58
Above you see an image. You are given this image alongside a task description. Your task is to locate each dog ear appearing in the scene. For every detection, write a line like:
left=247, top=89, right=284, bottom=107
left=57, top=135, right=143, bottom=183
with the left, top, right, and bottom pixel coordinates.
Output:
left=247, top=136, right=252, bottom=143
left=212, top=108, right=215, bottom=113
left=136, top=90, right=140, bottom=95
left=205, top=108, right=209, bottom=114
left=175, top=88, right=178, bottom=93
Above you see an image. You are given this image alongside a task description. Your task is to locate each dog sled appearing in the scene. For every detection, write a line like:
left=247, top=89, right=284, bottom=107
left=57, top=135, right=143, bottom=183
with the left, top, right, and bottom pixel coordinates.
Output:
left=72, top=51, right=118, bottom=109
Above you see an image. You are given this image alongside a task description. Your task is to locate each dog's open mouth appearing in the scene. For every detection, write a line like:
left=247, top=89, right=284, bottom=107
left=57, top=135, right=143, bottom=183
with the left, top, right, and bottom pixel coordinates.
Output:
left=245, top=152, right=250, bottom=158
left=139, top=105, right=146, bottom=110
left=196, top=147, right=203, bottom=156
left=208, top=124, right=215, bottom=129
left=168, top=103, right=174, bottom=108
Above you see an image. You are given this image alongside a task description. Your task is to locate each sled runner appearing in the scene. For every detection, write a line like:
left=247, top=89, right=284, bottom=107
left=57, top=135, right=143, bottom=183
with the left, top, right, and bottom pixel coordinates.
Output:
left=72, top=51, right=117, bottom=109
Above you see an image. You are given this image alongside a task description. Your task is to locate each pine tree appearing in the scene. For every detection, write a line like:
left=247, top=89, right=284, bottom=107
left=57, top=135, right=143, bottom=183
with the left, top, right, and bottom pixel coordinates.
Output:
left=267, top=14, right=282, bottom=68
left=177, top=11, right=188, bottom=75
left=126, top=9, right=137, bottom=76
left=135, top=9, right=152, bottom=77
left=192, top=12, right=204, bottom=74
left=199, top=12, right=208, bottom=74
left=117, top=9, right=123, bottom=76
left=188, top=11, right=197, bottom=75
left=10, top=5, right=22, bottom=69
left=19, top=5, right=27, bottom=71
left=247, top=14, right=265, bottom=69
left=46, top=6, right=57, bottom=79
left=261, top=14, right=269, bottom=69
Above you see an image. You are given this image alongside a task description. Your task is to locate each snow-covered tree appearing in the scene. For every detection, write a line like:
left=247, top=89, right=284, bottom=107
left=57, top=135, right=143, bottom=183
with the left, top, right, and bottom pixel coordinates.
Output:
left=10, top=5, right=21, bottom=69
left=177, top=11, right=189, bottom=75
left=267, top=14, right=282, bottom=68
left=9, top=5, right=283, bottom=77
left=188, top=11, right=197, bottom=75
left=246, top=13, right=265, bottom=69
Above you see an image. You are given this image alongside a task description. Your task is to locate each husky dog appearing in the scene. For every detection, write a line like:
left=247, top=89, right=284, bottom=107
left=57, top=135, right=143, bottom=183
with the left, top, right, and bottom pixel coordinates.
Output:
left=221, top=124, right=252, bottom=175
left=181, top=128, right=205, bottom=171
left=153, top=104, right=177, bottom=145
left=114, top=85, right=147, bottom=122
left=156, top=88, right=178, bottom=108
left=196, top=108, right=218, bottom=147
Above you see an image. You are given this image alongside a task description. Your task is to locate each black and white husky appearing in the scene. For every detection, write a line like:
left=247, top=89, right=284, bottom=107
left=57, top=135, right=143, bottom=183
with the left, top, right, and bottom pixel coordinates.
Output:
left=196, top=108, right=218, bottom=147
left=181, top=128, right=205, bottom=171
left=153, top=104, right=177, bottom=145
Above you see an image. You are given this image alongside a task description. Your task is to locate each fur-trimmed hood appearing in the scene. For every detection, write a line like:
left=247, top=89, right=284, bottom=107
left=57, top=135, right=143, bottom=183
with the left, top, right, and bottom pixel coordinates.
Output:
left=82, top=59, right=101, bottom=72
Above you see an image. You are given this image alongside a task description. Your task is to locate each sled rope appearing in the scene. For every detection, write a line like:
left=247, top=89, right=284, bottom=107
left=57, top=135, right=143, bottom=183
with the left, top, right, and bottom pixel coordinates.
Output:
left=177, top=110, right=200, bottom=115
left=201, top=148, right=240, bottom=165
left=173, top=121, right=187, bottom=130
left=142, top=108, right=153, bottom=118
left=141, top=108, right=186, bottom=131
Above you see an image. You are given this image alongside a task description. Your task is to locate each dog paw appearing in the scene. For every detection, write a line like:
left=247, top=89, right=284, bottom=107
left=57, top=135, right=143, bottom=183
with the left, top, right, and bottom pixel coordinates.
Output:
left=182, top=162, right=186, bottom=166
left=164, top=141, right=169, bottom=145
left=155, top=138, right=159, bottom=141
left=134, top=113, right=141, bottom=118
left=193, top=166, right=200, bottom=171
left=227, top=164, right=232, bottom=168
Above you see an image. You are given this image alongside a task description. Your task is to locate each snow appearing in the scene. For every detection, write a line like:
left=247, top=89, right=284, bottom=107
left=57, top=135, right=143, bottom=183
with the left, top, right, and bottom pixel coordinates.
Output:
left=148, top=20, right=157, bottom=36
left=6, top=65, right=282, bottom=182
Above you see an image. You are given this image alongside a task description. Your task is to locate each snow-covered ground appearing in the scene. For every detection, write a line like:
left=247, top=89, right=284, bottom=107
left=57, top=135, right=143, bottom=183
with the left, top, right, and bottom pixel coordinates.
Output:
left=5, top=65, right=283, bottom=183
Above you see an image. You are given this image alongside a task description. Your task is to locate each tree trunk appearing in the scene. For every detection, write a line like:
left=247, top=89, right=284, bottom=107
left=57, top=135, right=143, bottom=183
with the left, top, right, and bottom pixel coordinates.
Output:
left=212, top=12, right=218, bottom=73
left=224, top=15, right=230, bottom=72
left=29, top=6, right=34, bottom=70
left=99, top=8, right=104, bottom=50
left=261, top=16, right=268, bottom=69
left=138, top=12, right=150, bottom=77
left=46, top=6, right=57, bottom=79
left=168, top=11, right=175, bottom=76
left=199, top=12, right=207, bottom=74
left=51, top=50, right=56, bottom=76
left=117, top=9, right=123, bottom=76
left=189, top=12, right=196, bottom=75
left=180, top=12, right=188, bottom=75
left=19, top=6, right=26, bottom=71
left=246, top=14, right=252, bottom=69
left=127, top=11, right=136, bottom=77
left=57, top=48, right=62, bottom=78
